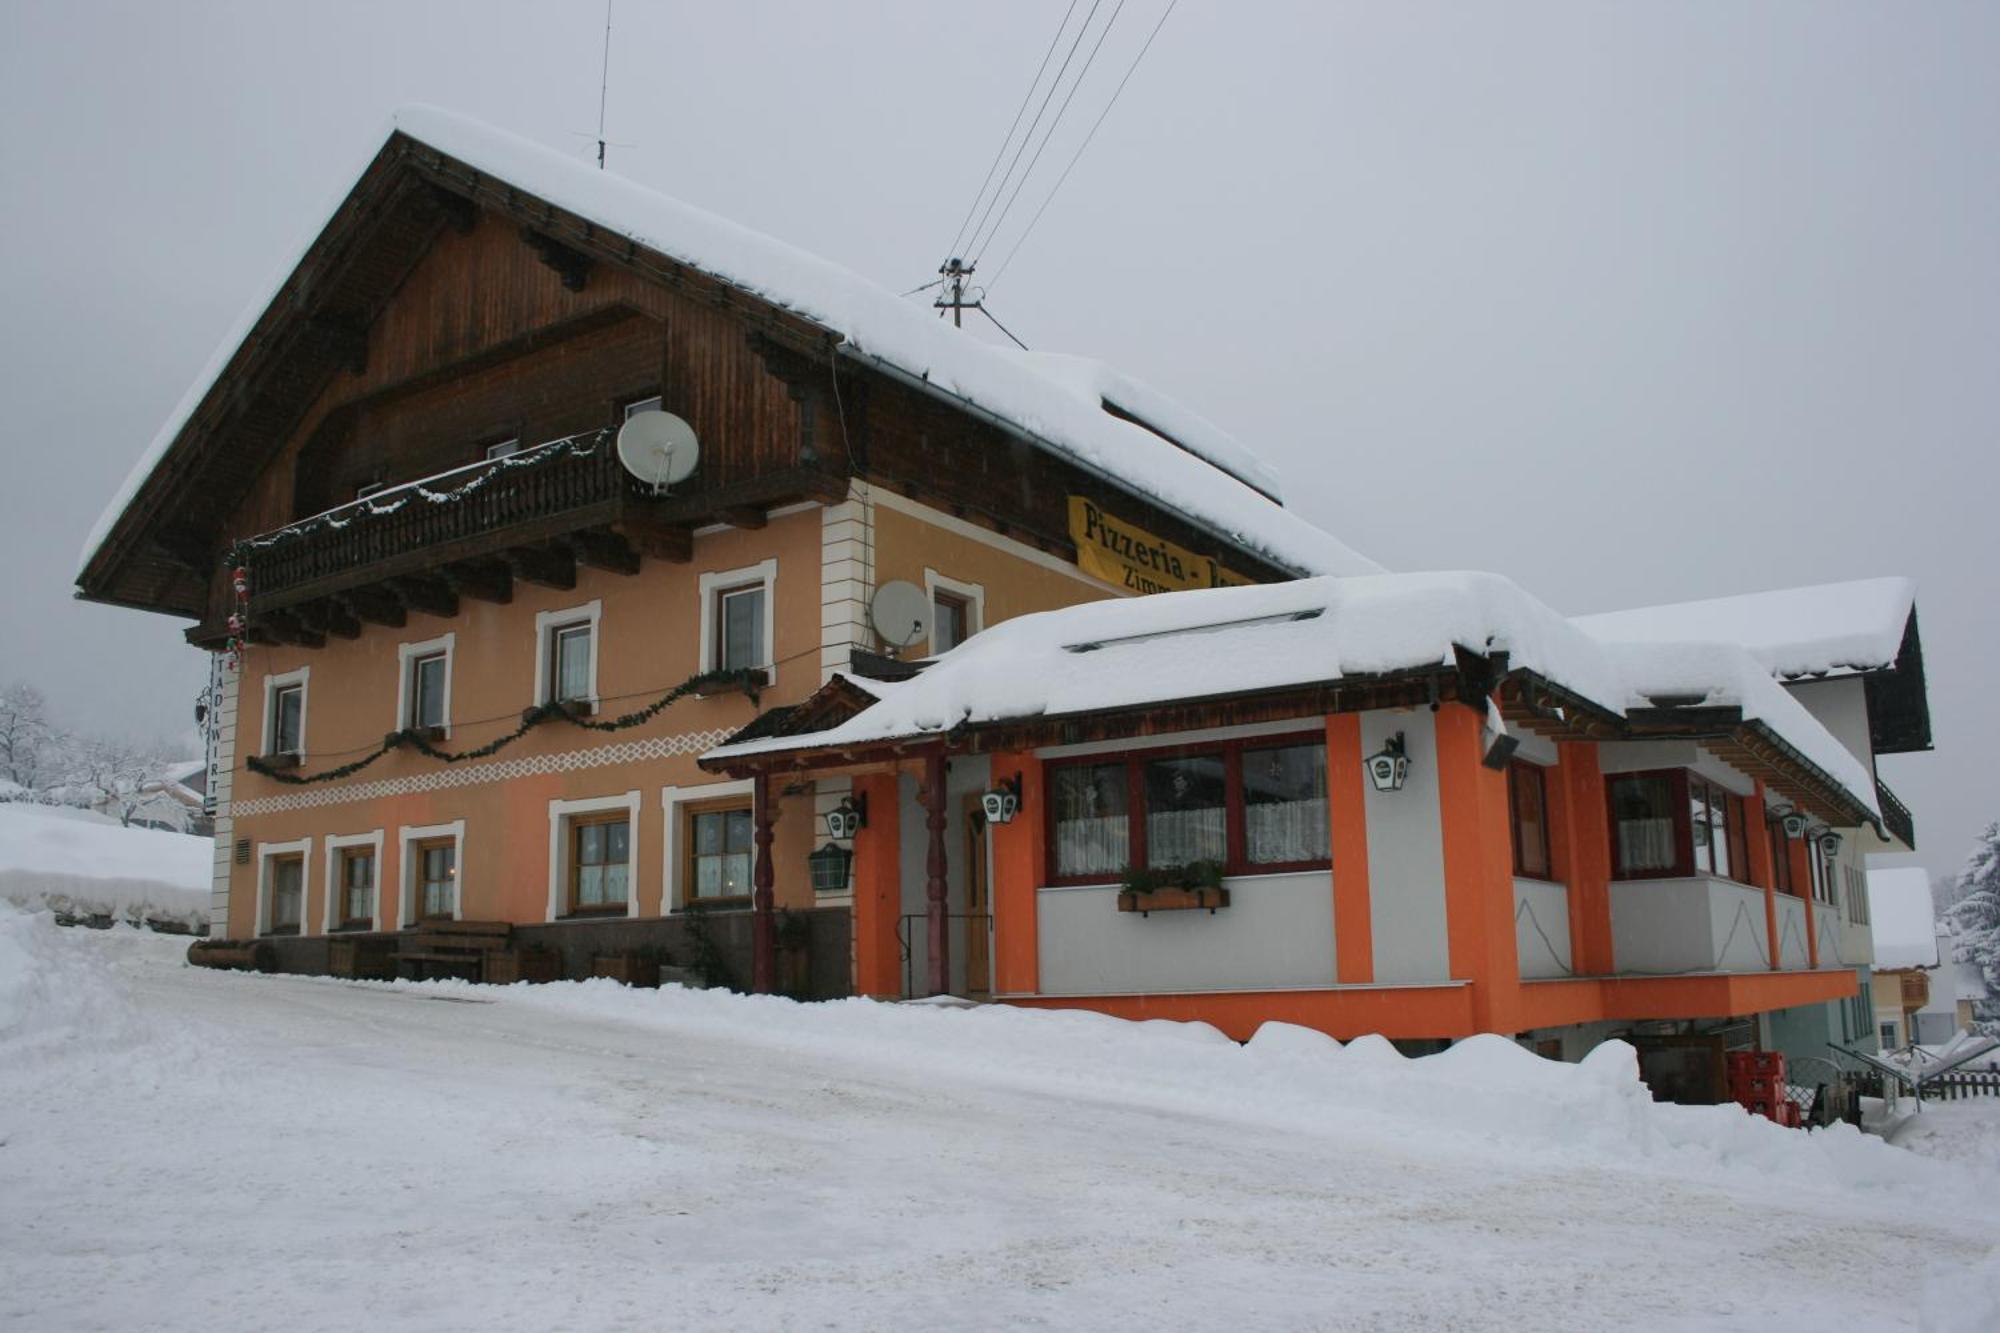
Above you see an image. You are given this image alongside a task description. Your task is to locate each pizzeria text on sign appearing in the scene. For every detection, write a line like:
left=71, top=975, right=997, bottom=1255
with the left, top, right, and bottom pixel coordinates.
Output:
left=1067, top=496, right=1253, bottom=595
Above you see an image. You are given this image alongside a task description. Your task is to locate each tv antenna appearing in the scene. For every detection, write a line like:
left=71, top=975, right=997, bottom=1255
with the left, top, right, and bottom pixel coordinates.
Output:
left=595, top=0, right=613, bottom=168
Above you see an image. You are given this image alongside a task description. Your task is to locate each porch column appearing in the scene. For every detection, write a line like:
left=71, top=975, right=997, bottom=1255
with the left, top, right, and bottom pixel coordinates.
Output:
left=989, top=752, right=1043, bottom=996
left=751, top=772, right=777, bottom=994
left=1558, top=741, right=1615, bottom=977
left=922, top=747, right=949, bottom=996
left=850, top=773, right=903, bottom=998
left=1744, top=780, right=1782, bottom=973
left=1325, top=715, right=1374, bottom=984
left=1434, top=702, right=1522, bottom=1033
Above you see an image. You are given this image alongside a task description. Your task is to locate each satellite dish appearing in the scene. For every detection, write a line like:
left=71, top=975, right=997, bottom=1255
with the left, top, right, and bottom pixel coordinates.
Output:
left=870, top=580, right=933, bottom=652
left=615, top=410, right=700, bottom=493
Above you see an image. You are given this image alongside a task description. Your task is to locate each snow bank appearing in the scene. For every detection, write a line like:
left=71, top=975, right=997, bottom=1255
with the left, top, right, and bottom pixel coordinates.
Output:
left=394, top=976, right=1982, bottom=1211
left=0, top=803, right=209, bottom=930
left=0, top=902, right=161, bottom=1063
left=1871, top=866, right=1943, bottom=970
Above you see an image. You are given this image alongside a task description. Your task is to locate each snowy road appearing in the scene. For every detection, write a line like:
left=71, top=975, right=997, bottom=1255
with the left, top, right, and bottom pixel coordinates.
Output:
left=2, top=922, right=1994, bottom=1333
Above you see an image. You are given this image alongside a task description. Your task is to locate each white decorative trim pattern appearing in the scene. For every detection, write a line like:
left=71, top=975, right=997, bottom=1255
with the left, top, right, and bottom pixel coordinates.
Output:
left=229, top=729, right=735, bottom=818
left=821, top=483, right=877, bottom=683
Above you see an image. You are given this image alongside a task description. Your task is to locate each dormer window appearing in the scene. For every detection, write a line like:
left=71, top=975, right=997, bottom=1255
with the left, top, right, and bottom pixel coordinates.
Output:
left=623, top=395, right=663, bottom=419
left=485, top=438, right=524, bottom=461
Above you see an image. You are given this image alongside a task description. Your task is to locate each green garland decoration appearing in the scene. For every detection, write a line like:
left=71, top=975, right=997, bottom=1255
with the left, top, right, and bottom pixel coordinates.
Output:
left=246, top=667, right=763, bottom=786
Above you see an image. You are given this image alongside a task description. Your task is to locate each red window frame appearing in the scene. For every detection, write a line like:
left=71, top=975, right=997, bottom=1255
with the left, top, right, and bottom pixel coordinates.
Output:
left=1042, top=732, right=1331, bottom=886
left=1507, top=760, right=1554, bottom=880
left=1607, top=767, right=1754, bottom=885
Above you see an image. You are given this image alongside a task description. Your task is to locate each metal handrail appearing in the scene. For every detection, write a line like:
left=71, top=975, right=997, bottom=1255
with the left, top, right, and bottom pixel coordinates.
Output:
left=1875, top=776, right=1916, bottom=849
left=895, top=912, right=992, bottom=999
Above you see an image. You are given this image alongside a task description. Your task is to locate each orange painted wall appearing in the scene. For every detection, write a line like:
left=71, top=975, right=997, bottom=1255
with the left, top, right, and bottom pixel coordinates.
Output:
left=850, top=773, right=902, bottom=998
left=1557, top=742, right=1614, bottom=977
left=987, top=752, right=1045, bottom=996
left=226, top=511, right=823, bottom=938
left=1432, top=703, right=1521, bottom=1031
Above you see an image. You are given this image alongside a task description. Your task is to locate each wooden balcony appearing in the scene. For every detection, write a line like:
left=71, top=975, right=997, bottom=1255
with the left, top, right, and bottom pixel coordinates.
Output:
left=1875, top=776, right=1915, bottom=850
left=197, top=431, right=843, bottom=647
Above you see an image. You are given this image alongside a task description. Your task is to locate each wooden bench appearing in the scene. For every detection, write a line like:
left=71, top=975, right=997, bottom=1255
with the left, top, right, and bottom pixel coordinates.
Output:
left=397, top=920, right=512, bottom=982
left=328, top=934, right=399, bottom=981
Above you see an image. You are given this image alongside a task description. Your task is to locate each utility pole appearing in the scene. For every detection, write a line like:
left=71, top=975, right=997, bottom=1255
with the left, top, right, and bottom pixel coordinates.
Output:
left=935, top=257, right=975, bottom=328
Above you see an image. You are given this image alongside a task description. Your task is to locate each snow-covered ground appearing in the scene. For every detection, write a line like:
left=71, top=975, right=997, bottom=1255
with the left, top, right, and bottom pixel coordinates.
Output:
left=2, top=907, right=1996, bottom=1333
left=0, top=801, right=209, bottom=929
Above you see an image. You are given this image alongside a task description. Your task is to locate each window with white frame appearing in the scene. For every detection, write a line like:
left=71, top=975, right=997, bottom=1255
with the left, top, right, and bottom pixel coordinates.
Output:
left=397, top=634, right=454, bottom=735
left=399, top=821, right=464, bottom=925
left=623, top=394, right=663, bottom=419
left=324, top=831, right=384, bottom=933
left=546, top=792, right=641, bottom=920
left=924, top=570, right=984, bottom=656
left=257, top=838, right=311, bottom=937
left=534, top=601, right=601, bottom=709
left=263, top=668, right=309, bottom=759
left=699, top=560, right=776, bottom=678
left=484, top=438, right=524, bottom=461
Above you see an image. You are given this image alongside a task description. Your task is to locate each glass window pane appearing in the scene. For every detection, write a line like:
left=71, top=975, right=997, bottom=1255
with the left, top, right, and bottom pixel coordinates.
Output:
left=1145, top=755, right=1227, bottom=868
left=694, top=811, right=723, bottom=855
left=413, top=654, right=446, bottom=728
left=578, top=864, right=603, bottom=906
left=1710, top=788, right=1732, bottom=880
left=1688, top=778, right=1713, bottom=874
left=1052, top=763, right=1129, bottom=878
left=1243, top=743, right=1329, bottom=865
left=275, top=687, right=302, bottom=753
left=721, top=587, right=765, bottom=670
left=604, top=862, right=628, bottom=905
left=724, top=809, right=754, bottom=853
left=1611, top=775, right=1677, bottom=875
left=579, top=823, right=604, bottom=864
left=554, top=625, right=591, bottom=701
left=934, top=595, right=967, bottom=653
left=722, top=852, right=750, bottom=896
left=696, top=857, right=722, bottom=897
left=606, top=820, right=629, bottom=864
left=1511, top=764, right=1550, bottom=878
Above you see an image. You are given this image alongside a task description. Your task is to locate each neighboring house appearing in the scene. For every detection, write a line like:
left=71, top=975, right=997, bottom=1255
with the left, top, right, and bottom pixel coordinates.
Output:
left=90, top=761, right=211, bottom=836
left=1868, top=866, right=1945, bottom=1049
left=76, top=107, right=1373, bottom=966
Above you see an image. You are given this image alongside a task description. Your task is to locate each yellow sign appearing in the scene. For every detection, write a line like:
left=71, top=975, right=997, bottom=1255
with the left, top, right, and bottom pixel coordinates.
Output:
left=1067, top=496, right=1253, bottom=595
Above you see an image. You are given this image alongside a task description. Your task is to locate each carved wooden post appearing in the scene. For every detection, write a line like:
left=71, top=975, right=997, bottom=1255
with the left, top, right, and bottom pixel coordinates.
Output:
left=751, top=771, right=777, bottom=994
left=924, top=747, right=950, bottom=996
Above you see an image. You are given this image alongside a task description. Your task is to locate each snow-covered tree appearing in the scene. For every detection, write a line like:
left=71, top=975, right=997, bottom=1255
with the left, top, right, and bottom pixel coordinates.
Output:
left=0, top=681, right=54, bottom=793
left=1946, top=821, right=2000, bottom=1033
left=64, top=735, right=178, bottom=826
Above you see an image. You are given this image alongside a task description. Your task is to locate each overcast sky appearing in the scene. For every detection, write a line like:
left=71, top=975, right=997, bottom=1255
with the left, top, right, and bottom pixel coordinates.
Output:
left=2, top=2, right=1993, bottom=879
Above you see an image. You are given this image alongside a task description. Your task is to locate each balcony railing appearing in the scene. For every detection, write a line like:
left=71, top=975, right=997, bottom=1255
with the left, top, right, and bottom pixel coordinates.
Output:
left=1875, top=777, right=1915, bottom=850
left=239, top=432, right=624, bottom=613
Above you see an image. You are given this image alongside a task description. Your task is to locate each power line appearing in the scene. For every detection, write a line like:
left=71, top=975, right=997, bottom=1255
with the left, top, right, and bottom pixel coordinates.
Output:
left=987, top=0, right=1179, bottom=290
left=958, top=0, right=1105, bottom=272
left=941, top=0, right=1082, bottom=264
left=967, top=0, right=1129, bottom=265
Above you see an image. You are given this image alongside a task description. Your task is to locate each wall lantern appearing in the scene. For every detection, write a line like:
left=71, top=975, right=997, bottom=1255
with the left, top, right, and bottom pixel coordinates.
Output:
left=1781, top=812, right=1810, bottom=839
left=981, top=775, right=1022, bottom=825
left=1817, top=829, right=1844, bottom=859
left=823, top=793, right=867, bottom=841
left=807, top=841, right=854, bottom=894
left=1366, top=733, right=1410, bottom=793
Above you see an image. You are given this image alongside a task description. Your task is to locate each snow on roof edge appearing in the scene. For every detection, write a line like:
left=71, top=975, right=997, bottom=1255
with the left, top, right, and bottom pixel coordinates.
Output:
left=1572, top=577, right=1916, bottom=681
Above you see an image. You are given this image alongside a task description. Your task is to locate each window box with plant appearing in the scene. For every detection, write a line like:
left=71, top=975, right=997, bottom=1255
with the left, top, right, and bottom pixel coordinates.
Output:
left=1116, top=859, right=1229, bottom=915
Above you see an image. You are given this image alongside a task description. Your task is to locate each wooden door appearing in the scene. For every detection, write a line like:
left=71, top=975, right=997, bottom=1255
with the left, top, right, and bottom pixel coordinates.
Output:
left=963, top=797, right=991, bottom=999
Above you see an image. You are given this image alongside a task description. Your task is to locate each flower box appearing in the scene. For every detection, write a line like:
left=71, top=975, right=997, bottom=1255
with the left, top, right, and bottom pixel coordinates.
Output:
left=1117, top=885, right=1231, bottom=916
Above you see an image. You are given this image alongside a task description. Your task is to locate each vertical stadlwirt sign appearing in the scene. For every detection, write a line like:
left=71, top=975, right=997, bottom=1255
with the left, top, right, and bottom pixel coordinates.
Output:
left=1067, top=496, right=1253, bottom=595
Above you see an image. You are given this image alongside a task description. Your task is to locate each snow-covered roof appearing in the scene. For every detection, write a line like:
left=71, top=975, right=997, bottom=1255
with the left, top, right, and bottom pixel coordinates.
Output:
left=79, top=105, right=1378, bottom=585
left=1869, top=868, right=1941, bottom=970
left=705, top=570, right=1880, bottom=816
left=1571, top=578, right=1915, bottom=680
